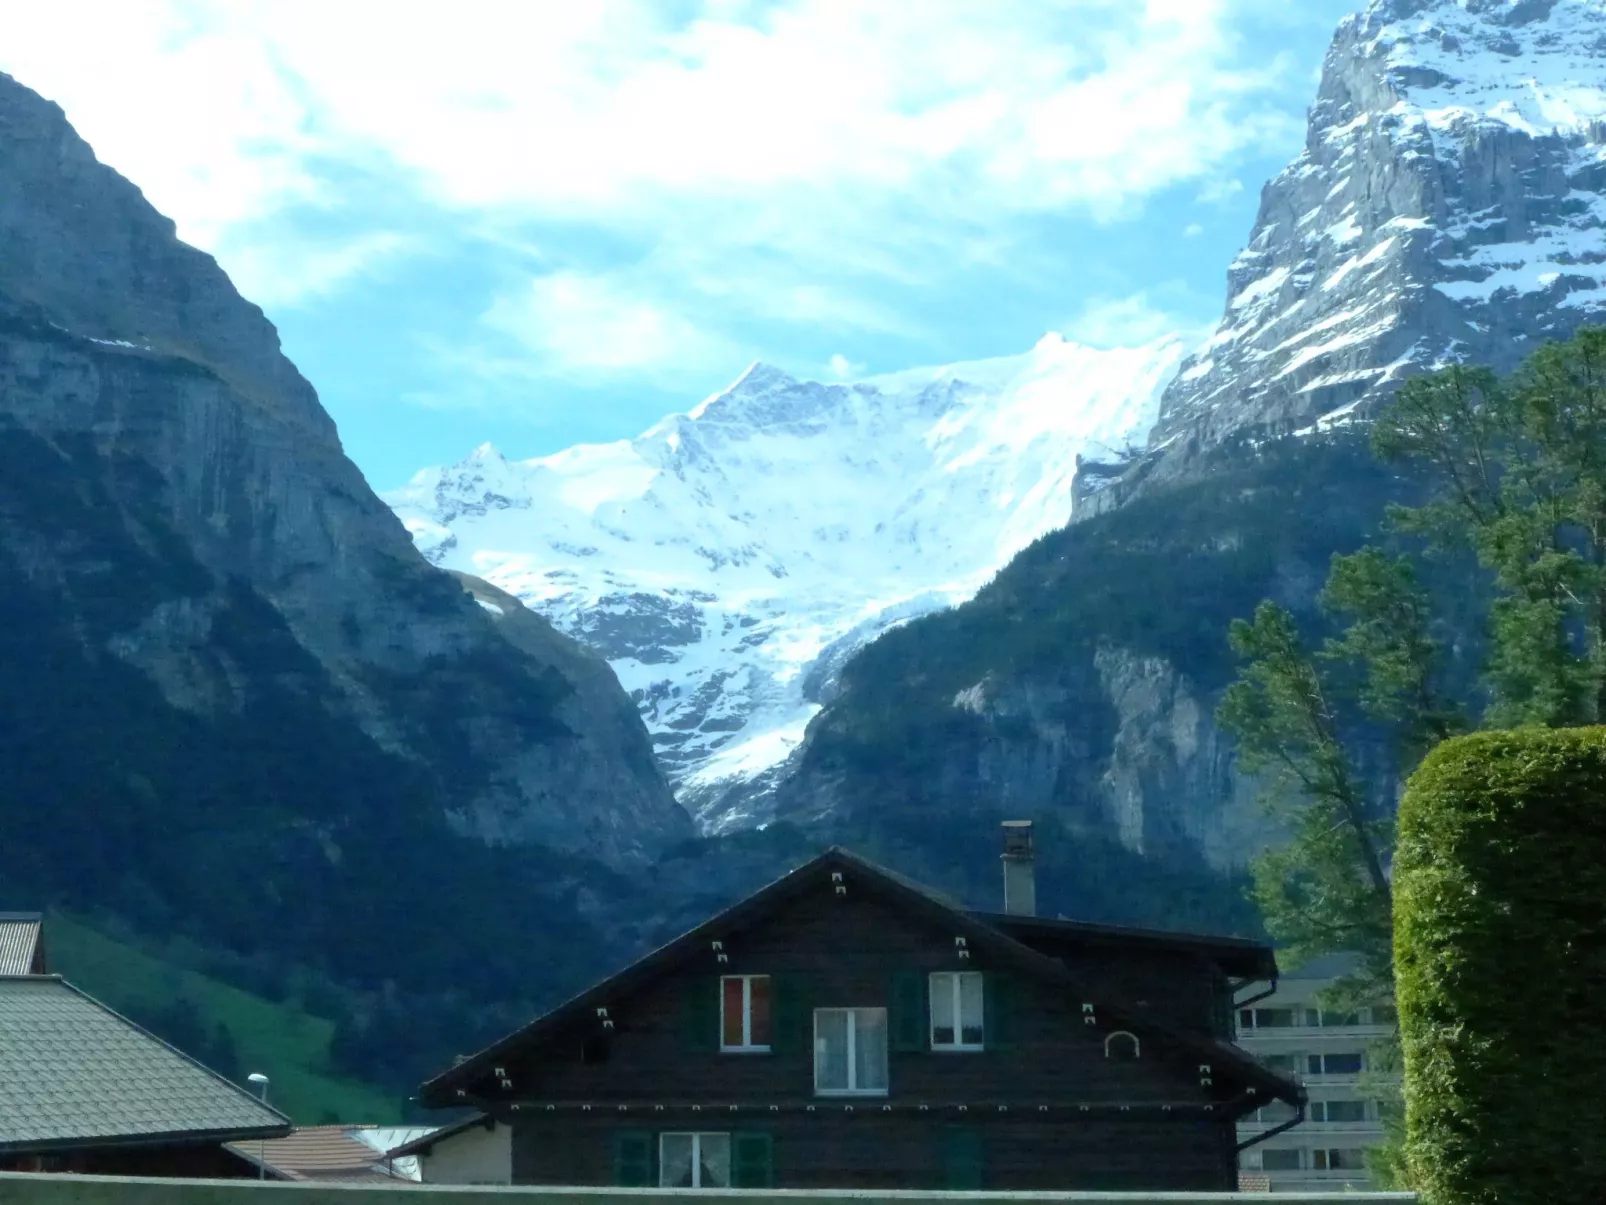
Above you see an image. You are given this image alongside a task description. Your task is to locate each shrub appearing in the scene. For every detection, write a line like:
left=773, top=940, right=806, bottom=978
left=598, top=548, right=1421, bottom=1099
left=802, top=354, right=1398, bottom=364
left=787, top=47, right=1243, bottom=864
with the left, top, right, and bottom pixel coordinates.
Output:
left=1394, top=728, right=1606, bottom=1205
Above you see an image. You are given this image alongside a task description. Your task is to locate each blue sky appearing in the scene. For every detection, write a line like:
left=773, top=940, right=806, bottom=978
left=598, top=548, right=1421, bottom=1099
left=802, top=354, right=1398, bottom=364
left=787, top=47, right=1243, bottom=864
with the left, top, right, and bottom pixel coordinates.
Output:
left=2, top=0, right=1360, bottom=489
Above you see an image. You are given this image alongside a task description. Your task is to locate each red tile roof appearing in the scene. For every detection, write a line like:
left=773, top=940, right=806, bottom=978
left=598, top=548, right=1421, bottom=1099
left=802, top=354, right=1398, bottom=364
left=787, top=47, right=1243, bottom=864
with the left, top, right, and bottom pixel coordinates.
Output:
left=225, top=1126, right=412, bottom=1183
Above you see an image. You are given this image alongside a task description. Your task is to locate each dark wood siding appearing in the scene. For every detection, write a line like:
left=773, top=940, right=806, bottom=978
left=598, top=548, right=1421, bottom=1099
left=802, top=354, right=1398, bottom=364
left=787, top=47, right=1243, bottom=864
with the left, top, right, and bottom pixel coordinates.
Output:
left=510, top=1112, right=1237, bottom=1190
left=498, top=882, right=1229, bottom=1108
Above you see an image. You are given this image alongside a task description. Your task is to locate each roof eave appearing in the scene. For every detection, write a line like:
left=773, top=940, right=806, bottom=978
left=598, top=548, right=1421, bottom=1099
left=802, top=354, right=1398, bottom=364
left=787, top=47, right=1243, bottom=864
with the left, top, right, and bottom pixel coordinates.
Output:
left=0, top=1122, right=293, bottom=1156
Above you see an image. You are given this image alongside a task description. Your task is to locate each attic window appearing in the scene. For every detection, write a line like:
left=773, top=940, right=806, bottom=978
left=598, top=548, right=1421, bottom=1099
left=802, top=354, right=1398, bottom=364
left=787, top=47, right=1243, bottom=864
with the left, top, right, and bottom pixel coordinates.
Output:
left=721, top=975, right=772, bottom=1051
left=929, top=972, right=984, bottom=1050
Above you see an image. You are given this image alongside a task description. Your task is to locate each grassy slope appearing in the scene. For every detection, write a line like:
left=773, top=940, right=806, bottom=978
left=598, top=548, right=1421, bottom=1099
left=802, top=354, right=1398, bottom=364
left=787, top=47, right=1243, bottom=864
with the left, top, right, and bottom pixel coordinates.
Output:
left=43, top=913, right=400, bottom=1124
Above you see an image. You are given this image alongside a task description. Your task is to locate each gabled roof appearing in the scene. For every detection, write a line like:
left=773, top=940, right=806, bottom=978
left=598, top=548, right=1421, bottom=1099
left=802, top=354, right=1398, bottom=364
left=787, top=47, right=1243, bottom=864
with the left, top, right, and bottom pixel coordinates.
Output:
left=0, top=975, right=291, bottom=1153
left=972, top=911, right=1278, bottom=980
left=421, top=847, right=1303, bottom=1111
left=0, top=913, right=44, bottom=975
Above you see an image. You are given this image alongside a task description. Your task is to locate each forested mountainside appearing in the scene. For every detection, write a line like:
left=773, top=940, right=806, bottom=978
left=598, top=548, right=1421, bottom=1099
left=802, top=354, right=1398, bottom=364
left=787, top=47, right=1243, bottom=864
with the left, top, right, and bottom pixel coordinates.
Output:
left=0, top=69, right=691, bottom=1105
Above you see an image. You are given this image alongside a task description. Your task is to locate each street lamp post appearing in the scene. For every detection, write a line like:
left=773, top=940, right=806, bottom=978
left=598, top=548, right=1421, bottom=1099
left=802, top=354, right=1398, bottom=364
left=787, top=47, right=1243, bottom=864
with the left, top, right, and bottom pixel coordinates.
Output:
left=246, top=1073, right=270, bottom=1181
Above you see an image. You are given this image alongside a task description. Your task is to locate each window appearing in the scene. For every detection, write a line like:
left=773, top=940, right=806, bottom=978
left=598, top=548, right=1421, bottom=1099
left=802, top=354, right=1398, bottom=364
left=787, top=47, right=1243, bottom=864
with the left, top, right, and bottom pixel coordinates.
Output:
left=659, top=1133, right=731, bottom=1188
left=1371, top=1004, right=1398, bottom=1025
left=929, top=972, right=984, bottom=1049
left=1259, top=1148, right=1303, bottom=1171
left=1312, top=1099, right=1368, bottom=1123
left=1260, top=1053, right=1300, bottom=1074
left=814, top=1008, right=888, bottom=1095
left=1307, top=1052, right=1364, bottom=1076
left=1253, top=1101, right=1298, bottom=1124
left=1239, top=1007, right=1297, bottom=1029
left=1313, top=1148, right=1368, bottom=1171
left=721, top=975, right=772, bottom=1051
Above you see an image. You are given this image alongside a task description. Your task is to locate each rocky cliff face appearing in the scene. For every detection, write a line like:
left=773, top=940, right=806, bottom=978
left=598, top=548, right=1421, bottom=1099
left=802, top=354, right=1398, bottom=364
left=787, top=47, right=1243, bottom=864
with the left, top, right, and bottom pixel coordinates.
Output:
left=0, top=70, right=686, bottom=885
left=1088, top=0, right=1606, bottom=508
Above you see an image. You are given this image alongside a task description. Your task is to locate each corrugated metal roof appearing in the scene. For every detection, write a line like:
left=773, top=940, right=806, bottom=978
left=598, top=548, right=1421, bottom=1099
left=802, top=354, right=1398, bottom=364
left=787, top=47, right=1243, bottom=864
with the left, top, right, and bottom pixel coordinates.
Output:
left=224, top=1126, right=415, bottom=1183
left=0, top=975, right=290, bottom=1151
left=0, top=914, right=43, bottom=976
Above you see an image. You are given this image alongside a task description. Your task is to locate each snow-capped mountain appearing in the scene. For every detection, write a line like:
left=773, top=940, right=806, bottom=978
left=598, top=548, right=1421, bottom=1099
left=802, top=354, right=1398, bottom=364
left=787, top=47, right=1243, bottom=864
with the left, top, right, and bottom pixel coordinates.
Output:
left=386, top=334, right=1184, bottom=828
left=1144, top=0, right=1606, bottom=473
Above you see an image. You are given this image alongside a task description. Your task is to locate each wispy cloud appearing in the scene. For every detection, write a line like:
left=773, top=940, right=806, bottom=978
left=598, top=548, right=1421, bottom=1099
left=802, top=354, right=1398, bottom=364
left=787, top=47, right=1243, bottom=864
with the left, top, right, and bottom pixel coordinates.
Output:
left=1063, top=287, right=1215, bottom=350
left=222, top=231, right=419, bottom=308
left=483, top=271, right=741, bottom=381
left=0, top=0, right=1326, bottom=394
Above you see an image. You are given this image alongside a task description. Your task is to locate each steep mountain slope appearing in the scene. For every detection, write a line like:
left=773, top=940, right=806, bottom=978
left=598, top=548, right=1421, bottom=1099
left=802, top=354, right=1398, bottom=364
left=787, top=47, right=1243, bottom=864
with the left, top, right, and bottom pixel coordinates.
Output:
left=388, top=335, right=1184, bottom=827
left=0, top=69, right=689, bottom=1077
left=1090, top=0, right=1606, bottom=509
left=768, top=0, right=1588, bottom=887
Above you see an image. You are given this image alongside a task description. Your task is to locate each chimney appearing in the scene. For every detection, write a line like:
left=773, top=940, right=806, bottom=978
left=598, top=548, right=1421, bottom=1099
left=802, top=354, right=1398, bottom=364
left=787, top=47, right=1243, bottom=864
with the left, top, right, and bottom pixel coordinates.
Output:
left=1001, top=820, right=1036, bottom=916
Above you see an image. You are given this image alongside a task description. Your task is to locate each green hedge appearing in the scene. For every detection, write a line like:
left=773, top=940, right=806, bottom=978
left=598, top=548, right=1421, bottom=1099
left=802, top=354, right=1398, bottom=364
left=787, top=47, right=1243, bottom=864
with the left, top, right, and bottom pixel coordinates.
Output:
left=1394, top=728, right=1606, bottom=1205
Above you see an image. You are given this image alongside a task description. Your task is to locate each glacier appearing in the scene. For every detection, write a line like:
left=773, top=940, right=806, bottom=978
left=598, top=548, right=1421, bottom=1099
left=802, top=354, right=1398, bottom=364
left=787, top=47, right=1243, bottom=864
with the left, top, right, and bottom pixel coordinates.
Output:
left=386, top=333, right=1185, bottom=829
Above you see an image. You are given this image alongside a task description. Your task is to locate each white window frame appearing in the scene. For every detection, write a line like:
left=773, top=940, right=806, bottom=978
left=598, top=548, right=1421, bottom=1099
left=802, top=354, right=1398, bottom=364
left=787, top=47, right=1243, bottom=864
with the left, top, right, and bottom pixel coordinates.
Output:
left=928, top=971, right=985, bottom=1051
left=813, top=1007, right=889, bottom=1096
left=719, top=975, right=771, bottom=1053
left=658, top=1132, right=731, bottom=1189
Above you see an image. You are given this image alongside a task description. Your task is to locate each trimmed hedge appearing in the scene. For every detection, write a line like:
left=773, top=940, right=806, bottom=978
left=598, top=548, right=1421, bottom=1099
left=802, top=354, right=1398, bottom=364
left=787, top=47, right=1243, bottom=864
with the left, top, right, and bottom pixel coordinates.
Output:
left=1395, top=728, right=1606, bottom=1205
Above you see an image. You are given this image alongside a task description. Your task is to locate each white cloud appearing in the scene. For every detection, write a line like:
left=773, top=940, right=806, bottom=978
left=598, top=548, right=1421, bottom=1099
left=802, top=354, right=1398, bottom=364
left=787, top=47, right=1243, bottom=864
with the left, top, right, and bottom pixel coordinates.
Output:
left=0, top=0, right=1314, bottom=385
left=0, top=1, right=1304, bottom=240
left=221, top=232, right=418, bottom=309
left=826, top=353, right=865, bottom=379
left=483, top=271, right=740, bottom=380
left=1184, top=222, right=1205, bottom=237
left=1063, top=290, right=1211, bottom=349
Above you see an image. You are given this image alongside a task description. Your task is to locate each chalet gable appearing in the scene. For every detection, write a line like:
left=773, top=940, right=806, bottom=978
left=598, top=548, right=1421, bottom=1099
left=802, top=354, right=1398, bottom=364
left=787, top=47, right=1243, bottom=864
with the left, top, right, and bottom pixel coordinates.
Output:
left=423, top=848, right=1303, bottom=1115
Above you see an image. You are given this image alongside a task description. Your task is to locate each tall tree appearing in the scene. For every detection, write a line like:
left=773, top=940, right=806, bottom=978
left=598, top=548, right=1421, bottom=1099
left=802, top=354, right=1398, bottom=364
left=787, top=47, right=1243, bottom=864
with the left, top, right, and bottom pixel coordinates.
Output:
left=1218, top=326, right=1606, bottom=1187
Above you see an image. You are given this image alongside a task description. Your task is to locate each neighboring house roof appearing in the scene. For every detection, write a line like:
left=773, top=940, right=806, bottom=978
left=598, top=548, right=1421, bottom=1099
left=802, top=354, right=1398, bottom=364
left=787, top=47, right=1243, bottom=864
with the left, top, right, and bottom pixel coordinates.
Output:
left=0, top=975, right=290, bottom=1153
left=972, top=911, right=1278, bottom=980
left=224, top=1125, right=425, bottom=1183
left=421, top=847, right=1304, bottom=1112
left=0, top=914, right=44, bottom=976
left=385, top=1113, right=494, bottom=1160
left=352, top=1125, right=435, bottom=1181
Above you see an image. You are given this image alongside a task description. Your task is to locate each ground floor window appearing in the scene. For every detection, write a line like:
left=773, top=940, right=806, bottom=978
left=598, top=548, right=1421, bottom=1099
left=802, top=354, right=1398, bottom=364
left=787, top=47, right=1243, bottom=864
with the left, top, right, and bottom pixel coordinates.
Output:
left=1258, top=1148, right=1303, bottom=1171
left=659, top=1132, right=731, bottom=1188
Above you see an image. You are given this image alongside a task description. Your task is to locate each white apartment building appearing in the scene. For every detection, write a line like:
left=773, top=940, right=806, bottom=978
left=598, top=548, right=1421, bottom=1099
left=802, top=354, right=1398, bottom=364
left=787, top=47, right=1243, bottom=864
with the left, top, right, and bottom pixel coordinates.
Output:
left=1234, top=953, right=1399, bottom=1192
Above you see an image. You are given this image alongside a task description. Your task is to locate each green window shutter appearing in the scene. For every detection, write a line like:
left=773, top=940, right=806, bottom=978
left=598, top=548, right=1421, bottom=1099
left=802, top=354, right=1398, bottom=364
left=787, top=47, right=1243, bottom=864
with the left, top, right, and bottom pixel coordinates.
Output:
left=612, top=1130, right=653, bottom=1187
left=770, top=973, right=812, bottom=1057
left=680, top=975, right=719, bottom=1053
left=890, top=971, right=927, bottom=1052
left=983, top=972, right=1019, bottom=1050
left=943, top=1127, right=984, bottom=1189
left=732, top=1132, right=774, bottom=1187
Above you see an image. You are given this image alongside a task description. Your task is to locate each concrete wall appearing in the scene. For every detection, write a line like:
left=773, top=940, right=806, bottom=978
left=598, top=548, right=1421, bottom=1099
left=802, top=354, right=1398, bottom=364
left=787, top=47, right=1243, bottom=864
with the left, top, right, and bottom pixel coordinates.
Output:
left=0, top=1170, right=1419, bottom=1204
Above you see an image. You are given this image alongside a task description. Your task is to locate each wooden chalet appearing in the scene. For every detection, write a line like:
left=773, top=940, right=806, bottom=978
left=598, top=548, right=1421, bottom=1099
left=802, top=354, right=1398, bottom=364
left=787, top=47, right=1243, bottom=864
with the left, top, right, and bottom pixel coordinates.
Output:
left=421, top=822, right=1305, bottom=1191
